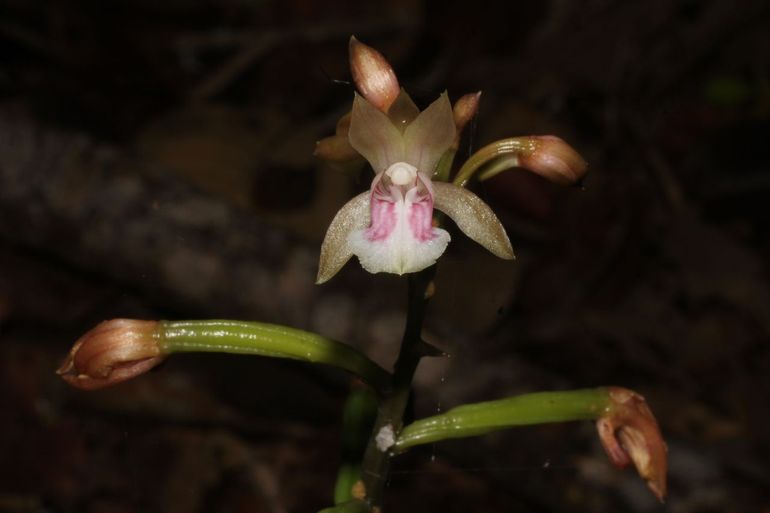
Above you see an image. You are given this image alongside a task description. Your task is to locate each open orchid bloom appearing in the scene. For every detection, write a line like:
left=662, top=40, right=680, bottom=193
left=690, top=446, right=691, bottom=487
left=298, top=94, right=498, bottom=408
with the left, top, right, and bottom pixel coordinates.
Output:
left=317, top=91, right=513, bottom=283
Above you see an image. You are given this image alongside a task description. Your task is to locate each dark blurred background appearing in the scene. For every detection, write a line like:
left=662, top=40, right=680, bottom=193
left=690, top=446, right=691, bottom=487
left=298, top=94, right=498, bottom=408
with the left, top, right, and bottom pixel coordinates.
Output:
left=1, top=0, right=769, bottom=512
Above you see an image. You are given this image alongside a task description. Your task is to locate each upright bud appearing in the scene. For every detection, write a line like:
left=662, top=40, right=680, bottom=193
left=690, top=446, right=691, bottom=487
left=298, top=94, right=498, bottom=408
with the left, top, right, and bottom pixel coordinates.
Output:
left=57, top=319, right=165, bottom=390
left=349, top=36, right=400, bottom=113
left=451, top=91, right=482, bottom=149
left=597, top=387, right=668, bottom=502
left=518, top=135, right=588, bottom=186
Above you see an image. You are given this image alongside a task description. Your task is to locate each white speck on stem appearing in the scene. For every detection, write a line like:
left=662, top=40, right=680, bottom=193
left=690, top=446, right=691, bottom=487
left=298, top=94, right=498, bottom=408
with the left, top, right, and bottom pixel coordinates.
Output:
left=375, top=424, right=396, bottom=452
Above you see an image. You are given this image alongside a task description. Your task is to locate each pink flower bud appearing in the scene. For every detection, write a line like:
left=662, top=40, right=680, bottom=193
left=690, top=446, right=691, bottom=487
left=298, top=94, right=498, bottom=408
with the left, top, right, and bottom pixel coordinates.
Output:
left=349, top=36, right=400, bottom=113
left=57, top=319, right=165, bottom=390
left=596, top=387, right=668, bottom=502
left=518, top=135, right=588, bottom=186
left=451, top=91, right=482, bottom=148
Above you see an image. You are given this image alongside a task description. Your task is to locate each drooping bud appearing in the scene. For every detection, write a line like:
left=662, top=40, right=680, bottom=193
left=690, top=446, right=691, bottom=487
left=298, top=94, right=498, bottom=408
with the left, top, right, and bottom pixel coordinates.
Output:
left=454, top=135, right=588, bottom=188
left=518, top=135, right=588, bottom=186
left=451, top=91, right=482, bottom=149
left=596, top=387, right=668, bottom=502
left=349, top=36, right=400, bottom=113
left=57, top=319, right=165, bottom=390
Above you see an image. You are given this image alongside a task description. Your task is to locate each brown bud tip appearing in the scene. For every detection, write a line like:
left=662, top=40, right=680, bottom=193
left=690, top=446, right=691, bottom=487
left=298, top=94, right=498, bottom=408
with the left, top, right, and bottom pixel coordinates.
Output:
left=518, top=135, right=588, bottom=186
left=452, top=91, right=482, bottom=141
left=57, top=319, right=165, bottom=390
left=597, top=387, right=668, bottom=502
left=349, top=36, right=400, bottom=112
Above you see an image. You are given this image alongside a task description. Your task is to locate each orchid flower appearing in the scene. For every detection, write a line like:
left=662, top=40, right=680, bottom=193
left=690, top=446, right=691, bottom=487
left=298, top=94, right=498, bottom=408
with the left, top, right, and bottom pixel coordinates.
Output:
left=315, top=37, right=587, bottom=284
left=316, top=90, right=513, bottom=283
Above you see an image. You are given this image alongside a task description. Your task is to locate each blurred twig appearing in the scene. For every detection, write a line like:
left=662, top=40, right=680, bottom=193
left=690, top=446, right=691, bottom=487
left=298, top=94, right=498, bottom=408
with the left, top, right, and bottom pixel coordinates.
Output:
left=184, top=19, right=415, bottom=103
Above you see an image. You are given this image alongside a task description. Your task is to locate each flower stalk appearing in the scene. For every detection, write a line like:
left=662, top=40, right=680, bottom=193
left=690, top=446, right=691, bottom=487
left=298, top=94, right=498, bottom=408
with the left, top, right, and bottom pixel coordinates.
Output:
left=453, top=135, right=588, bottom=188
left=394, top=388, right=612, bottom=452
left=356, top=267, right=437, bottom=508
left=392, top=386, right=667, bottom=501
left=161, top=320, right=391, bottom=393
left=59, top=319, right=390, bottom=393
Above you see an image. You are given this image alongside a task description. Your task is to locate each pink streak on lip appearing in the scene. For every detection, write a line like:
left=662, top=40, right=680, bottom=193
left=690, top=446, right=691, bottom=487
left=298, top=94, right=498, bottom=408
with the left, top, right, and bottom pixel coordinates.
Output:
left=408, top=195, right=435, bottom=242
left=366, top=195, right=397, bottom=241
left=363, top=170, right=439, bottom=244
left=408, top=174, right=437, bottom=242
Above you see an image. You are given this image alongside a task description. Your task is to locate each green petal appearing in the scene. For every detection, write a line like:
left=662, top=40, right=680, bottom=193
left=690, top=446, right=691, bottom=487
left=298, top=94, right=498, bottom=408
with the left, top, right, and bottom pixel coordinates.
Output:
left=432, top=182, right=514, bottom=260
left=403, top=92, right=456, bottom=175
left=348, top=93, right=404, bottom=173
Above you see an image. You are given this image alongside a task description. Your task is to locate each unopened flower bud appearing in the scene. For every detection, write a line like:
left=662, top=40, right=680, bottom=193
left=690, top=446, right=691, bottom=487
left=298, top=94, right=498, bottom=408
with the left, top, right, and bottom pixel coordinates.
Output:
left=518, top=135, right=588, bottom=186
left=315, top=111, right=364, bottom=163
left=349, top=36, right=400, bottom=113
left=451, top=91, right=482, bottom=149
left=57, top=319, right=165, bottom=390
left=315, top=134, right=362, bottom=162
left=597, top=387, right=667, bottom=502
left=335, top=111, right=352, bottom=134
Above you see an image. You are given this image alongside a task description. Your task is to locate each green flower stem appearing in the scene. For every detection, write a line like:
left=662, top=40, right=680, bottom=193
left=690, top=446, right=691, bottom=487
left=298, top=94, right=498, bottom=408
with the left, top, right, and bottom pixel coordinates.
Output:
left=476, top=154, right=521, bottom=182
left=453, top=137, right=537, bottom=187
left=358, top=268, right=436, bottom=507
left=394, top=388, right=612, bottom=452
left=156, top=320, right=390, bottom=393
left=333, top=463, right=362, bottom=505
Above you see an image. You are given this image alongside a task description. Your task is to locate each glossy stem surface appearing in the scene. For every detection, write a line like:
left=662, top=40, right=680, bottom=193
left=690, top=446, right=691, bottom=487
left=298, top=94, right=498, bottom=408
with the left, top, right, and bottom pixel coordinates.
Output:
left=158, top=320, right=390, bottom=393
left=395, top=388, right=612, bottom=451
left=453, top=137, right=537, bottom=187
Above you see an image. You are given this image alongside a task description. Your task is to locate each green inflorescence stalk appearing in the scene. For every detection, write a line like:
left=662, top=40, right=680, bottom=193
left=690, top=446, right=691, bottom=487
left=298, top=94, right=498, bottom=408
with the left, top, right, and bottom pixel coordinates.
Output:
left=394, top=388, right=613, bottom=452
left=452, top=137, right=538, bottom=187
left=156, top=320, right=390, bottom=393
left=358, top=268, right=436, bottom=507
